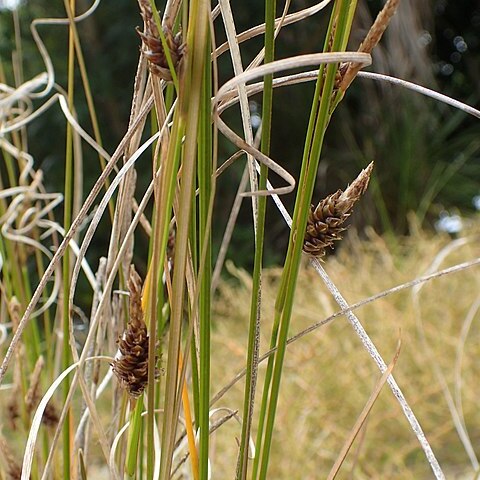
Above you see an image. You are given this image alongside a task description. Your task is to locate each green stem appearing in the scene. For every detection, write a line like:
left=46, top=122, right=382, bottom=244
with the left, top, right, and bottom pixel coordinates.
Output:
left=150, top=112, right=184, bottom=479
left=62, top=1, right=76, bottom=476
left=239, top=0, right=275, bottom=478
left=198, top=36, right=213, bottom=480
left=257, top=2, right=355, bottom=478
left=125, top=400, right=144, bottom=477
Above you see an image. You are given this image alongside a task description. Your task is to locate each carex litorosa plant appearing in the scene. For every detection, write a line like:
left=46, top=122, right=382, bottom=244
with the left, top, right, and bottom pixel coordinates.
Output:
left=1, top=0, right=463, bottom=478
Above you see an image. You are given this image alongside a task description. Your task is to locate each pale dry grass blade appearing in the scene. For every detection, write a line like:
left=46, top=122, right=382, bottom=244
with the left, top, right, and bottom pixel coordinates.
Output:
left=216, top=52, right=370, bottom=112
left=212, top=126, right=262, bottom=292
left=218, top=0, right=258, bottom=220
left=67, top=128, right=162, bottom=322
left=327, top=339, right=402, bottom=480
left=105, top=55, right=151, bottom=287
left=21, top=356, right=114, bottom=480
left=211, top=165, right=250, bottom=292
left=76, top=259, right=110, bottom=455
left=0, top=138, right=35, bottom=183
left=215, top=0, right=332, bottom=57
left=357, top=71, right=480, bottom=119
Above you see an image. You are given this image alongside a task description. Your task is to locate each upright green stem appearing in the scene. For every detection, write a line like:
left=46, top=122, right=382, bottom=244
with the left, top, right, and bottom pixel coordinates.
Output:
left=158, top=2, right=210, bottom=477
left=197, top=36, right=213, bottom=480
left=125, top=399, right=144, bottom=477
left=62, top=1, right=76, bottom=477
left=257, top=2, right=356, bottom=478
left=149, top=113, right=184, bottom=479
left=239, top=0, right=275, bottom=478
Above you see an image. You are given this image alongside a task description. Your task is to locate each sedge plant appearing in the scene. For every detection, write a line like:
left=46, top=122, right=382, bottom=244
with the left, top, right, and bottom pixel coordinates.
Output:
left=3, top=0, right=478, bottom=479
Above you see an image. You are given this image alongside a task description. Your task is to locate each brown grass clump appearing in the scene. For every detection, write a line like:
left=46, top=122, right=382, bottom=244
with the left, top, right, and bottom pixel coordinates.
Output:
left=211, top=227, right=480, bottom=478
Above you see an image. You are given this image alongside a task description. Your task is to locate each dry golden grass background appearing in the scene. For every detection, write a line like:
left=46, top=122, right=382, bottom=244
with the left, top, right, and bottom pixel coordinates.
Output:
left=3, top=225, right=478, bottom=479
left=209, top=225, right=480, bottom=479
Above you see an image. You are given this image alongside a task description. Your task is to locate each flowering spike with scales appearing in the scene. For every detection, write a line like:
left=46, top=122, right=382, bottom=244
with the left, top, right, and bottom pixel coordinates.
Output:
left=112, top=266, right=151, bottom=399
left=303, top=162, right=374, bottom=257
left=136, top=0, right=184, bottom=81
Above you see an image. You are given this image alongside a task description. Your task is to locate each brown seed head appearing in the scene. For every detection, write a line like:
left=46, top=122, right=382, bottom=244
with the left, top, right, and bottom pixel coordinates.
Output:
left=339, top=0, right=400, bottom=92
left=112, top=266, right=152, bottom=399
left=25, top=356, right=44, bottom=414
left=42, top=403, right=60, bottom=428
left=137, top=0, right=184, bottom=81
left=0, top=435, right=21, bottom=480
left=303, top=162, right=373, bottom=257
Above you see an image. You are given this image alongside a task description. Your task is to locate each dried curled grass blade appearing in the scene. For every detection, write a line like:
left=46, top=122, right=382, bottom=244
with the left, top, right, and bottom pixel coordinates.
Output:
left=0, top=93, right=154, bottom=386
left=218, top=0, right=259, bottom=219
left=213, top=52, right=371, bottom=197
left=218, top=68, right=480, bottom=121
left=0, top=0, right=102, bottom=112
left=21, top=356, right=114, bottom=480
left=215, top=52, right=370, bottom=110
left=215, top=0, right=332, bottom=57
left=1, top=93, right=111, bottom=163
left=0, top=138, right=35, bottom=183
